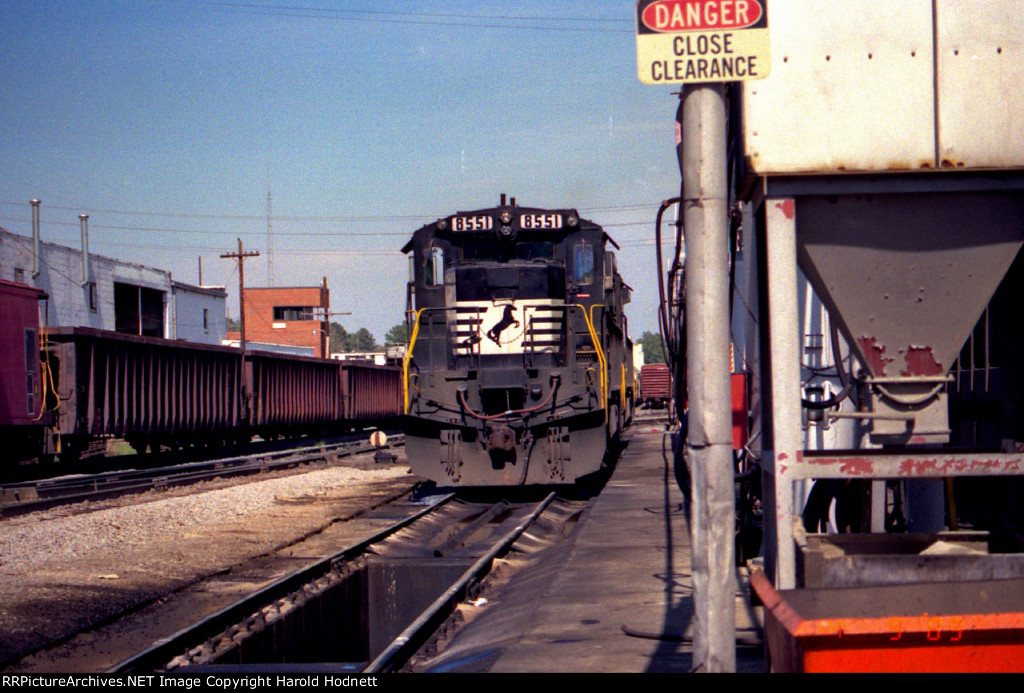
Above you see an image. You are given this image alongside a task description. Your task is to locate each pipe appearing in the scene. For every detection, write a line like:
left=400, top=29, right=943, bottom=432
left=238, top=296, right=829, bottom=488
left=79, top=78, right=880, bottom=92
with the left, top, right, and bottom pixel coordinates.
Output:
left=79, top=214, right=90, bottom=286
left=30, top=199, right=41, bottom=278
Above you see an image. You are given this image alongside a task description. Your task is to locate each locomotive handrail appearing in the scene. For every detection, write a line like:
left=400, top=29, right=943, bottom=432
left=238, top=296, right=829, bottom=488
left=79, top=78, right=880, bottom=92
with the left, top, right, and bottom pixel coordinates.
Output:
left=403, top=306, right=460, bottom=413
left=572, top=303, right=607, bottom=423
left=403, top=307, right=428, bottom=414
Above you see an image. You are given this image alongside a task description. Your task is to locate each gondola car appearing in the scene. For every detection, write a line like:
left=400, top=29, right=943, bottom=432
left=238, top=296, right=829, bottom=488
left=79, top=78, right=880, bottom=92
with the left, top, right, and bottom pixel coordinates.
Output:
left=401, top=196, right=633, bottom=486
left=1, top=326, right=402, bottom=463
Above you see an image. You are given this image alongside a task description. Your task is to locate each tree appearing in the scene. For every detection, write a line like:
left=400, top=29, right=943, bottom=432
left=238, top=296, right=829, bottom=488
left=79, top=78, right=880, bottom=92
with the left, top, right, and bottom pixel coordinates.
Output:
left=353, top=327, right=379, bottom=352
left=639, top=331, right=666, bottom=365
left=329, top=322, right=350, bottom=354
left=384, top=322, right=409, bottom=345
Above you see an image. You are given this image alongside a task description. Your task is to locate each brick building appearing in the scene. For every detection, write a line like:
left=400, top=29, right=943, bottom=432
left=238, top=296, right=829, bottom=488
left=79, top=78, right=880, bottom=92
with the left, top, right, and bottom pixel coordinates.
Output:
left=241, top=280, right=330, bottom=358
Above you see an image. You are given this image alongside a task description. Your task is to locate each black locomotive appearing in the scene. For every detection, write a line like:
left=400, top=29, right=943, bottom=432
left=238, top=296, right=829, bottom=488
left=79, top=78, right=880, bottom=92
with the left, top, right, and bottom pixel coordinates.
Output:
left=401, top=196, right=634, bottom=486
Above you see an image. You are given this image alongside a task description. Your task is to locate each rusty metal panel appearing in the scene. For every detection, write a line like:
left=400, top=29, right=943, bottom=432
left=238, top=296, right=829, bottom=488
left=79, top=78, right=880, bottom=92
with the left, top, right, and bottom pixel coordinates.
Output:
left=935, top=1, right=1024, bottom=168
left=741, top=0, right=935, bottom=174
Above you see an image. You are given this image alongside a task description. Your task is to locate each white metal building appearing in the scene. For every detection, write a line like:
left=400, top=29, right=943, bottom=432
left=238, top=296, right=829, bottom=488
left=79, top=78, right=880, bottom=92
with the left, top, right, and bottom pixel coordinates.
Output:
left=0, top=227, right=227, bottom=346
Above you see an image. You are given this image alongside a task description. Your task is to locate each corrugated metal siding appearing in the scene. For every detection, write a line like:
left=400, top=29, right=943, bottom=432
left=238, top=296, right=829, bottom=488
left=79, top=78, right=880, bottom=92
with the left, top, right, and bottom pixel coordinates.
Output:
left=345, top=363, right=403, bottom=422
left=246, top=352, right=344, bottom=428
left=51, top=328, right=241, bottom=438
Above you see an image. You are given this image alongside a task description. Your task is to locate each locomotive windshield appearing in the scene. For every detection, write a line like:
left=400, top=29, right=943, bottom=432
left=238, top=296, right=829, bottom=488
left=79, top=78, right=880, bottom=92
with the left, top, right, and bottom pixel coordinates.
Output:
left=461, top=240, right=556, bottom=262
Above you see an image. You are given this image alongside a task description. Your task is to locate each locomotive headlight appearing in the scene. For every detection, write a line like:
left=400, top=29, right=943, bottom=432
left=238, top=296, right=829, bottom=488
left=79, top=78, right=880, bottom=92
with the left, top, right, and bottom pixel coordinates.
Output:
left=437, top=218, right=449, bottom=231
left=499, top=210, right=513, bottom=225
left=566, top=214, right=579, bottom=227
left=498, top=225, right=515, bottom=238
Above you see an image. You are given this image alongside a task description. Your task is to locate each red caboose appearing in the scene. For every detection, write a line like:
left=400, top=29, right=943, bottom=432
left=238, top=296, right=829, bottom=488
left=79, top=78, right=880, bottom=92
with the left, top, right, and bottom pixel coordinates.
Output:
left=0, top=279, right=48, bottom=461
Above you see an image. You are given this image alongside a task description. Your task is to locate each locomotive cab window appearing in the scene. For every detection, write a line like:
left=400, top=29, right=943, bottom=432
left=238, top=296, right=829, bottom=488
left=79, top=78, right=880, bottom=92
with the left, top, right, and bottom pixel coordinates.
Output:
left=425, top=247, right=445, bottom=287
left=573, top=242, right=594, bottom=284
left=604, top=252, right=617, bottom=289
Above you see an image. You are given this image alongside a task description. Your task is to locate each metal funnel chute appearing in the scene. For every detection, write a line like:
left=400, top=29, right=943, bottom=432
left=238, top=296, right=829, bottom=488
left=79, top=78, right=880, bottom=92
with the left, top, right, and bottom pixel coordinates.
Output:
left=795, top=190, right=1024, bottom=443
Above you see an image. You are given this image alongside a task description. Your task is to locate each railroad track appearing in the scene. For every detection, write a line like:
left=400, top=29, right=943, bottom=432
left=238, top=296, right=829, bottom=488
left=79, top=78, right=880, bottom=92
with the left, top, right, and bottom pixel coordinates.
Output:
left=110, top=491, right=575, bottom=674
left=0, top=435, right=404, bottom=518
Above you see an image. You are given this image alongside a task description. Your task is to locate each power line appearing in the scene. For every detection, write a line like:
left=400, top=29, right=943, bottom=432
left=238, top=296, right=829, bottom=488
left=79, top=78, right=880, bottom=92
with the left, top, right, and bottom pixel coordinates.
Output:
left=163, top=0, right=634, bottom=32
left=0, top=201, right=435, bottom=223
left=0, top=217, right=411, bottom=236
left=1, top=200, right=655, bottom=221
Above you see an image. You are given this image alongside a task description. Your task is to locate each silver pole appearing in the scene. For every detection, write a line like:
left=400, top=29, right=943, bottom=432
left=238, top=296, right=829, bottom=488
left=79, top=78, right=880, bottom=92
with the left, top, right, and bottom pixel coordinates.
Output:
left=79, top=214, right=90, bottom=286
left=30, top=199, right=41, bottom=278
left=681, top=82, right=735, bottom=672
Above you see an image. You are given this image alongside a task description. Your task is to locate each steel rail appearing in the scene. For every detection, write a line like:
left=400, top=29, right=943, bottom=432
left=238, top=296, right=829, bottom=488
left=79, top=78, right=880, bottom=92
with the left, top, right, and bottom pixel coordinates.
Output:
left=108, top=491, right=454, bottom=674
left=363, top=491, right=557, bottom=673
left=0, top=436, right=405, bottom=518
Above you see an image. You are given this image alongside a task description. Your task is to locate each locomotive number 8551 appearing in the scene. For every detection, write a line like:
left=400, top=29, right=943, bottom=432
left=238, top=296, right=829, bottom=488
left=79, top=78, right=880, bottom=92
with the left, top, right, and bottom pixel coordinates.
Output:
left=401, top=195, right=634, bottom=486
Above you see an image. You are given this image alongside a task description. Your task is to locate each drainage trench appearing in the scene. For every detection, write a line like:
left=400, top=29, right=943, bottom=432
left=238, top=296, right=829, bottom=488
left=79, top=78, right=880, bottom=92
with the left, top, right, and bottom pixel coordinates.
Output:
left=173, top=557, right=474, bottom=671
left=166, top=497, right=569, bottom=672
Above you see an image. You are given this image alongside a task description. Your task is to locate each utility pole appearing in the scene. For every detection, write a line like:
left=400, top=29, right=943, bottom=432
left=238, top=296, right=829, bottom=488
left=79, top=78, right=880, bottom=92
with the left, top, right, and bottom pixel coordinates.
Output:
left=681, top=83, right=735, bottom=673
left=221, top=239, right=260, bottom=352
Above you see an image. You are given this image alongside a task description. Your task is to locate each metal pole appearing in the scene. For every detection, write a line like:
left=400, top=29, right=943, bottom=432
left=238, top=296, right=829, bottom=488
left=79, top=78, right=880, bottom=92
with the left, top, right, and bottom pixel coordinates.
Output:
left=764, top=197, right=801, bottom=588
left=30, top=199, right=41, bottom=278
left=79, top=214, right=90, bottom=286
left=681, top=82, right=735, bottom=672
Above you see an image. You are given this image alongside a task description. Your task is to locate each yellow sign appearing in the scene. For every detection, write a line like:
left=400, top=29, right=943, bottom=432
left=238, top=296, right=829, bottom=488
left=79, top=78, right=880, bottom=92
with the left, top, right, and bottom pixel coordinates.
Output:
left=636, top=0, right=771, bottom=84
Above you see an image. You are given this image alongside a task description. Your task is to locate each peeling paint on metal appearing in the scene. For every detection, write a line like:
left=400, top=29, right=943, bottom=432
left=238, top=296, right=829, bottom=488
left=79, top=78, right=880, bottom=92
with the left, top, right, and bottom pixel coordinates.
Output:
left=856, top=336, right=894, bottom=377
left=901, top=345, right=944, bottom=377
left=775, top=199, right=796, bottom=219
left=897, top=456, right=1024, bottom=476
left=797, top=451, right=1024, bottom=478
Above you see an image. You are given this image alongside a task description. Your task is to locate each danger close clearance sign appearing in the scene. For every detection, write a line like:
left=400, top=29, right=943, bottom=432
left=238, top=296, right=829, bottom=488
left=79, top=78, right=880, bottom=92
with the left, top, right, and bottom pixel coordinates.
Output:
left=636, top=0, right=771, bottom=84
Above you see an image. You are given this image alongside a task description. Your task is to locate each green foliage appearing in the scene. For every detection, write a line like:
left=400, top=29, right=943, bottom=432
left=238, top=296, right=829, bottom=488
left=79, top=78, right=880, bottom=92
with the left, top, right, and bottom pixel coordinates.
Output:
left=639, top=331, right=666, bottom=365
left=329, top=322, right=381, bottom=354
left=384, top=322, right=410, bottom=345
left=352, top=327, right=379, bottom=352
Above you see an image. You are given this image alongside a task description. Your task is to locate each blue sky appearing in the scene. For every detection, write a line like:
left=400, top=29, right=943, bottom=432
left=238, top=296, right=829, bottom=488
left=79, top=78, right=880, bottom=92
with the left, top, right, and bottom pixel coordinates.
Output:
left=1, top=0, right=681, bottom=343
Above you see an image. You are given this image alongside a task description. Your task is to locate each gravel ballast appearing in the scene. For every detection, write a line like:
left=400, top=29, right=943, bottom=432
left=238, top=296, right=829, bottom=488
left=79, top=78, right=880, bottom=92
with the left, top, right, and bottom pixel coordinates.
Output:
left=0, top=456, right=418, bottom=671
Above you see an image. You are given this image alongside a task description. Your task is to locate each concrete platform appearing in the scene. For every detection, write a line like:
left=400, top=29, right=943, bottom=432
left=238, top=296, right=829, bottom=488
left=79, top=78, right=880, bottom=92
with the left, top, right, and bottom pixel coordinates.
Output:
left=415, top=424, right=765, bottom=673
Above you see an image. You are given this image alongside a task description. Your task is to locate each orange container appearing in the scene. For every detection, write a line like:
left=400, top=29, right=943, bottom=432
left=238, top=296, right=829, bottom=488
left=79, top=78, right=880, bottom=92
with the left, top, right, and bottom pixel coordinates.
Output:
left=751, top=569, right=1024, bottom=672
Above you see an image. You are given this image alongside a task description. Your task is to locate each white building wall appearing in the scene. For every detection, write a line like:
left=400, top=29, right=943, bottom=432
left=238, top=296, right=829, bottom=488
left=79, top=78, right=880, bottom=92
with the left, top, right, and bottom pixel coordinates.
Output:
left=0, top=229, right=226, bottom=346
left=171, top=282, right=227, bottom=344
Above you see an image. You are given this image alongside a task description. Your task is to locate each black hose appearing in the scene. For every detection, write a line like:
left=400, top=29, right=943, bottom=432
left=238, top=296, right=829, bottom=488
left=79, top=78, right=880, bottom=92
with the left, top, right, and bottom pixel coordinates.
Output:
left=656, top=197, right=681, bottom=372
